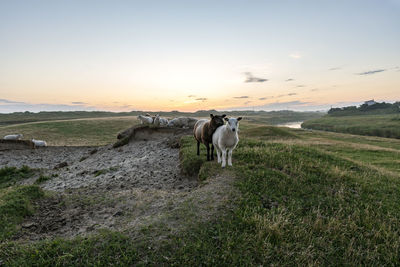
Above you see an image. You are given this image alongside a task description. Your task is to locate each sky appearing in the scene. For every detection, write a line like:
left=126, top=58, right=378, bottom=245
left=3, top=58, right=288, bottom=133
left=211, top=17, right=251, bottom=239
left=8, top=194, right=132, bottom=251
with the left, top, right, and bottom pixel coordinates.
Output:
left=0, top=0, right=399, bottom=113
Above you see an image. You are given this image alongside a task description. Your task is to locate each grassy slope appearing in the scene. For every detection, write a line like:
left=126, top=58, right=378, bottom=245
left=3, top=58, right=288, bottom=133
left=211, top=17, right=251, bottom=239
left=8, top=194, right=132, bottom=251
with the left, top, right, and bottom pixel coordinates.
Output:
left=302, top=114, right=400, bottom=139
left=1, top=121, right=399, bottom=265
left=0, top=117, right=139, bottom=146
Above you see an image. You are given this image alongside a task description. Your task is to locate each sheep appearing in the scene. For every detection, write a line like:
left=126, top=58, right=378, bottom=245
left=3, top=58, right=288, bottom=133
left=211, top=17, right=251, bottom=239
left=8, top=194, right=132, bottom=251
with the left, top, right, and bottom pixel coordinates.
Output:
left=32, top=139, right=47, bottom=147
left=194, top=114, right=226, bottom=161
left=153, top=114, right=169, bottom=127
left=212, top=117, right=242, bottom=168
left=137, top=114, right=154, bottom=125
left=3, top=134, right=23, bottom=140
left=168, top=117, right=198, bottom=128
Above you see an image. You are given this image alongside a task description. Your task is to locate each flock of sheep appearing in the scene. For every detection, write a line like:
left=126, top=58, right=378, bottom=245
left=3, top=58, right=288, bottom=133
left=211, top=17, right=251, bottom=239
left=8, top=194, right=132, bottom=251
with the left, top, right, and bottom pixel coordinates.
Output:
left=137, top=113, right=198, bottom=128
left=2, top=134, right=47, bottom=147
left=138, top=113, right=242, bottom=168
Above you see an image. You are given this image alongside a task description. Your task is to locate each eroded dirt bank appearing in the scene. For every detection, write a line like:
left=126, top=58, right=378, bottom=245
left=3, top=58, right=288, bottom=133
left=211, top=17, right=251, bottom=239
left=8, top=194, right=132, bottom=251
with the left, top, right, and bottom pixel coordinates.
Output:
left=0, top=127, right=235, bottom=242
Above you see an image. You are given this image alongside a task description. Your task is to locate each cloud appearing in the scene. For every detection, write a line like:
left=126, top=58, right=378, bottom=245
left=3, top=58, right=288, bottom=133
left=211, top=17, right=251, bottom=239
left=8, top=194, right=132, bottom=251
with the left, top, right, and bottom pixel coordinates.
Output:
left=195, top=98, right=207, bottom=101
left=310, top=88, right=319, bottom=92
left=296, top=85, right=305, bottom=87
left=289, top=53, right=302, bottom=59
left=244, top=72, right=268, bottom=83
left=328, top=67, right=342, bottom=71
left=233, top=96, right=249, bottom=99
left=71, top=101, right=87, bottom=105
left=188, top=95, right=196, bottom=98
left=276, top=93, right=297, bottom=98
left=0, top=99, right=97, bottom=113
left=285, top=78, right=294, bottom=82
left=287, top=93, right=297, bottom=96
left=356, top=69, right=386, bottom=75
left=0, top=99, right=25, bottom=104
left=244, top=101, right=252, bottom=105
left=258, top=96, right=273, bottom=100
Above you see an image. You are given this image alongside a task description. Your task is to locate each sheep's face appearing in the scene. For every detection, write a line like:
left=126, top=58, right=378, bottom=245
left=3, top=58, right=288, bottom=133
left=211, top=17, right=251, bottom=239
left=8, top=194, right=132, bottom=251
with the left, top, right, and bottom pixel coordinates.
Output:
left=210, top=114, right=226, bottom=129
left=224, top=117, right=242, bottom=132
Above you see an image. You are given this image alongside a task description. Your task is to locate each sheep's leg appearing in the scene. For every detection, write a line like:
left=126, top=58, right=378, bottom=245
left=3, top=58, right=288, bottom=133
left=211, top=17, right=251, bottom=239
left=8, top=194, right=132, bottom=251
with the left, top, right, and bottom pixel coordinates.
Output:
left=228, top=149, right=233, bottom=166
left=206, top=143, right=210, bottom=161
left=211, top=144, right=215, bottom=160
left=221, top=149, right=227, bottom=168
left=216, top=146, right=221, bottom=163
left=197, top=141, right=200, bottom=156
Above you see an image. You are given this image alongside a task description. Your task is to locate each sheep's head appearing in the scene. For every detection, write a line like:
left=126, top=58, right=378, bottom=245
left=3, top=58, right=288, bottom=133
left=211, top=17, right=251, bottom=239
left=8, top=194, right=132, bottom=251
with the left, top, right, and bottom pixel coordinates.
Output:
left=224, top=117, right=242, bottom=132
left=210, top=114, right=226, bottom=130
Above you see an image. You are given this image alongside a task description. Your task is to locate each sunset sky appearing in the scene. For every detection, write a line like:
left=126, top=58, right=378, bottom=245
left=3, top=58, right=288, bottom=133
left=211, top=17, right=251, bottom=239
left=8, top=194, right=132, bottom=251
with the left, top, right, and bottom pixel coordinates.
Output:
left=1, top=0, right=399, bottom=113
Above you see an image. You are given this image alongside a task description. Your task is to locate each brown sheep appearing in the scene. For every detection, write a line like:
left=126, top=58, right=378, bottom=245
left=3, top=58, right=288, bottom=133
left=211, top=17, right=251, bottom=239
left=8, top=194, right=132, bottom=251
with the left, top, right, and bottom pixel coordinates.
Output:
left=193, top=114, right=226, bottom=161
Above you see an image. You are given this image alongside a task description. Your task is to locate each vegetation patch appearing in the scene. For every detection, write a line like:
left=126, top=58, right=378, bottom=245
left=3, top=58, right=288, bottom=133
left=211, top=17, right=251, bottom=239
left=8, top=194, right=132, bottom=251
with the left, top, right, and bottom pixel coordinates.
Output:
left=0, top=185, right=44, bottom=240
left=0, top=166, right=35, bottom=189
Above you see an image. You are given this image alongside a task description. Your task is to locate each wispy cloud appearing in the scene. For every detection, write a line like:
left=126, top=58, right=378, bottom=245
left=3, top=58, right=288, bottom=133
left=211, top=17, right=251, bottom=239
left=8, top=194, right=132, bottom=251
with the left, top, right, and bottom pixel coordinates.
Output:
left=310, top=88, right=319, bottom=92
left=328, top=67, right=342, bottom=71
left=233, top=96, right=249, bottom=99
left=188, top=95, right=196, bottom=98
left=195, top=97, right=207, bottom=101
left=287, top=93, right=297, bottom=96
left=258, top=96, right=273, bottom=101
left=285, top=78, right=294, bottom=82
left=0, top=99, right=25, bottom=104
left=296, top=85, right=305, bottom=88
left=71, top=101, right=87, bottom=105
left=244, top=72, right=268, bottom=83
left=0, top=98, right=97, bottom=113
left=356, top=69, right=386, bottom=75
left=244, top=101, right=252, bottom=105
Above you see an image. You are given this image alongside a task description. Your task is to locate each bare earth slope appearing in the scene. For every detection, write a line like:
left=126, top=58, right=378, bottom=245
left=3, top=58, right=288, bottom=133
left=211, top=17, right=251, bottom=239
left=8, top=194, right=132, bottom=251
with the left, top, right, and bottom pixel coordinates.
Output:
left=0, top=128, right=235, bottom=242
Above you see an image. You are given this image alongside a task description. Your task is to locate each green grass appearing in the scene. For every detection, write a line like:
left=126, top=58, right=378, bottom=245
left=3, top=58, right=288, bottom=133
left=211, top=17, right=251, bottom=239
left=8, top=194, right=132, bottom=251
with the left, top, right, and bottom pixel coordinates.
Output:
left=0, top=166, right=35, bottom=189
left=302, top=114, right=400, bottom=139
left=1, top=118, right=400, bottom=265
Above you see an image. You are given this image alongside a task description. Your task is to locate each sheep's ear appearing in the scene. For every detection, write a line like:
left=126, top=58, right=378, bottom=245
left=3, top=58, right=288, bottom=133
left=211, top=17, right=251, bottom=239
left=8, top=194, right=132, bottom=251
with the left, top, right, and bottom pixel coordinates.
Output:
left=210, top=114, right=214, bottom=118
left=224, top=117, right=229, bottom=121
left=237, top=117, right=242, bottom=121
left=222, top=114, right=226, bottom=118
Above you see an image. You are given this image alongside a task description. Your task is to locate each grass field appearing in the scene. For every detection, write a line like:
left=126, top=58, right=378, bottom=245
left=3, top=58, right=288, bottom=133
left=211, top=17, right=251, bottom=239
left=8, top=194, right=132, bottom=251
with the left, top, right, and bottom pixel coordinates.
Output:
left=1, top=117, right=399, bottom=265
left=302, top=113, right=400, bottom=139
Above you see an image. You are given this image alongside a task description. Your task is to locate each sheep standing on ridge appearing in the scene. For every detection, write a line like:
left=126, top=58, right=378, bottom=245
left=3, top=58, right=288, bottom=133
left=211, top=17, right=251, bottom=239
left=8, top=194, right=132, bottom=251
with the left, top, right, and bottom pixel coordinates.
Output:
left=137, top=115, right=154, bottom=125
left=3, top=134, right=23, bottom=140
left=153, top=114, right=169, bottom=127
left=194, top=114, right=226, bottom=161
left=32, top=139, right=47, bottom=147
left=212, top=117, right=242, bottom=167
left=168, top=117, right=198, bottom=128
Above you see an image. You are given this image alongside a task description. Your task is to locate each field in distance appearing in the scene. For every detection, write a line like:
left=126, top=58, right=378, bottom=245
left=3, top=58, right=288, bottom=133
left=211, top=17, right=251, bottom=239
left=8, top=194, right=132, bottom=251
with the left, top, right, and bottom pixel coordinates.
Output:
left=302, top=113, right=400, bottom=139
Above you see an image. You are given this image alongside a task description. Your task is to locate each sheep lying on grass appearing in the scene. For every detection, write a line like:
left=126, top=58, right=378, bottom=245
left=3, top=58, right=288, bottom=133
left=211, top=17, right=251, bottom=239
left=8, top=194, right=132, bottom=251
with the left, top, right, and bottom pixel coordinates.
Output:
left=212, top=117, right=242, bottom=167
left=32, top=139, right=47, bottom=147
left=168, top=117, right=198, bottom=128
left=153, top=114, right=169, bottom=127
left=3, top=134, right=23, bottom=140
left=194, top=114, right=226, bottom=161
left=137, top=115, right=154, bottom=125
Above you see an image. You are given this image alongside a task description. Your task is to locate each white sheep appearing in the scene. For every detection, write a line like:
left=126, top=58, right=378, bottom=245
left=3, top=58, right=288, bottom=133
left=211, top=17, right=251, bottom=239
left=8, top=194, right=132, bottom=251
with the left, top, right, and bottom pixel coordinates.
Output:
left=153, top=114, right=169, bottom=127
left=212, top=117, right=242, bottom=168
left=32, top=139, right=47, bottom=147
left=3, top=134, right=23, bottom=140
left=167, top=117, right=198, bottom=128
left=137, top=115, right=154, bottom=125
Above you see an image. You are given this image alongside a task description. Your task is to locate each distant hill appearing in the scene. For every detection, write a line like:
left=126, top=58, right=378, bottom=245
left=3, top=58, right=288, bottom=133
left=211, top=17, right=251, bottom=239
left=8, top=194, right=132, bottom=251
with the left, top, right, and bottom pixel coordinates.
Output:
left=0, top=110, right=324, bottom=127
left=328, top=101, right=400, bottom=116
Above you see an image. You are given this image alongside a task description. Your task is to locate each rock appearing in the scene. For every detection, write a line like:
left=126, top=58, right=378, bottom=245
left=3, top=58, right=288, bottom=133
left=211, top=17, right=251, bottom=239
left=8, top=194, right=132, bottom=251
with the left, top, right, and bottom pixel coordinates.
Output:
left=89, top=149, right=98, bottom=155
left=113, top=211, right=124, bottom=217
left=22, top=222, right=36, bottom=228
left=54, top=162, right=68, bottom=169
